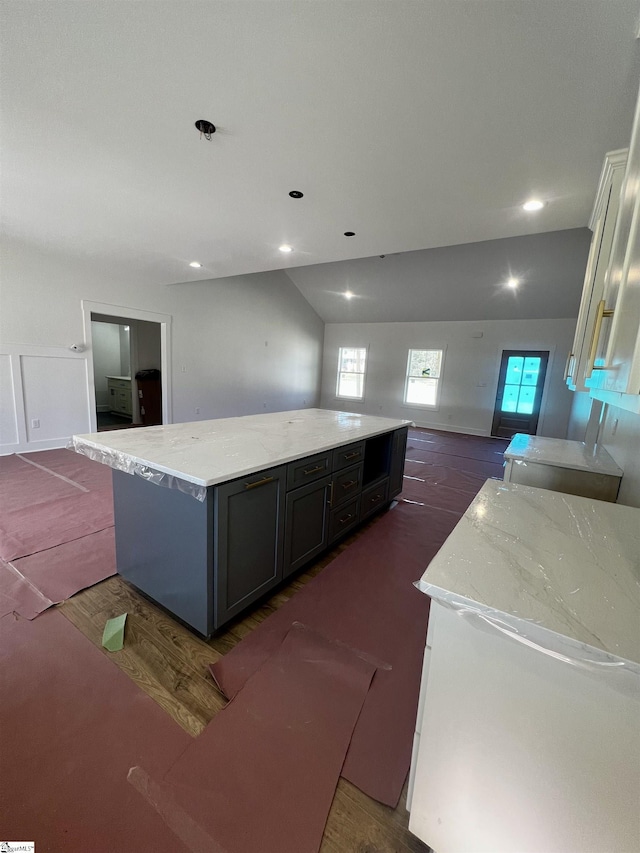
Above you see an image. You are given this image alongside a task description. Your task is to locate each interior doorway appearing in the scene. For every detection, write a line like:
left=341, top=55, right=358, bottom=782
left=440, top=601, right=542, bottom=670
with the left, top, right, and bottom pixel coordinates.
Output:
left=82, top=301, right=172, bottom=433
left=92, top=319, right=133, bottom=430
left=491, top=350, right=549, bottom=438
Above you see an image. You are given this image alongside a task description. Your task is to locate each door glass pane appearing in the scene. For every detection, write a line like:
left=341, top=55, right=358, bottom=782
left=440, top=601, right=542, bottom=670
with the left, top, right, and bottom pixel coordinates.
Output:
left=521, top=357, right=540, bottom=386
left=505, top=357, right=524, bottom=386
left=517, top=385, right=536, bottom=414
left=501, top=385, right=519, bottom=412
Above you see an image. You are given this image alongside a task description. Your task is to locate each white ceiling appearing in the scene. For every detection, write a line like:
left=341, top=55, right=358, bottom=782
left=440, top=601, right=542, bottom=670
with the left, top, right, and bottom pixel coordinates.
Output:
left=1, top=1, right=639, bottom=306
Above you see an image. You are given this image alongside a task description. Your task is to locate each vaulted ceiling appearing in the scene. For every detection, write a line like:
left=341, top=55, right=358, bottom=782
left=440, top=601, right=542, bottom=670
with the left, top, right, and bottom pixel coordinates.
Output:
left=2, top=1, right=639, bottom=319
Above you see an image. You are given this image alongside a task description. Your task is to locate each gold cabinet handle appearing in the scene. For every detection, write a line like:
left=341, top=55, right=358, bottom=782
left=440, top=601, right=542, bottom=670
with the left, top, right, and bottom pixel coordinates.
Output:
left=328, top=481, right=334, bottom=506
left=338, top=512, right=354, bottom=525
left=245, top=475, right=275, bottom=490
left=369, top=494, right=382, bottom=504
left=344, top=451, right=360, bottom=460
left=586, top=300, right=614, bottom=378
left=341, top=480, right=357, bottom=490
left=303, top=464, right=324, bottom=476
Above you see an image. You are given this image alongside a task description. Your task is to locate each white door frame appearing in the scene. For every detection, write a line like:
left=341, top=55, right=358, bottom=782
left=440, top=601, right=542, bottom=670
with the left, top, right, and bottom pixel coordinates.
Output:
left=82, top=300, right=172, bottom=432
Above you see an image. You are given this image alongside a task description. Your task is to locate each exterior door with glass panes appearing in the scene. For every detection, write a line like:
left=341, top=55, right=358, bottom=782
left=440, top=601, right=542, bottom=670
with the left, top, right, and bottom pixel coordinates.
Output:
left=491, top=351, right=549, bottom=438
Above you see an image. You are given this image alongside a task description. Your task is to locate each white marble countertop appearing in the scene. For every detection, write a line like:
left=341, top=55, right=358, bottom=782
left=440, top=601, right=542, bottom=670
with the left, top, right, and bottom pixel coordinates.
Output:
left=416, top=480, right=640, bottom=670
left=72, top=408, right=411, bottom=488
left=504, top=433, right=623, bottom=477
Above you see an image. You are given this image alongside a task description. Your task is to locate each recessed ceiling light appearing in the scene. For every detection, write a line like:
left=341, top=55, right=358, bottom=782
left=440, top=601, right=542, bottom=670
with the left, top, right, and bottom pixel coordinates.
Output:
left=344, top=231, right=356, bottom=237
left=344, top=291, right=354, bottom=300
left=279, top=244, right=293, bottom=253
left=523, top=199, right=544, bottom=211
left=507, top=277, right=519, bottom=288
left=189, top=261, right=202, bottom=268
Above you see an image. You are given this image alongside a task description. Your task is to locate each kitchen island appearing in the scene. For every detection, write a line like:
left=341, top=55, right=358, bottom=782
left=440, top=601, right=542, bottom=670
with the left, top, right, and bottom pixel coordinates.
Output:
left=72, top=409, right=410, bottom=635
left=408, top=479, right=640, bottom=853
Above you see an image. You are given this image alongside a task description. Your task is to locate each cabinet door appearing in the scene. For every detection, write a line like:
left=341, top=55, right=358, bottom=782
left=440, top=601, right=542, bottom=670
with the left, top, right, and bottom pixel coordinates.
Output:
left=566, top=151, right=626, bottom=391
left=283, top=475, right=331, bottom=579
left=596, top=94, right=640, bottom=396
left=214, top=465, right=286, bottom=629
left=389, top=427, right=408, bottom=498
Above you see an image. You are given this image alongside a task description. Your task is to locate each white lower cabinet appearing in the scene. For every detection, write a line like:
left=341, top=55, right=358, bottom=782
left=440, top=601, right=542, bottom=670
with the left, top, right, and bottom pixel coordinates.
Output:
left=408, top=601, right=640, bottom=853
left=106, top=376, right=132, bottom=417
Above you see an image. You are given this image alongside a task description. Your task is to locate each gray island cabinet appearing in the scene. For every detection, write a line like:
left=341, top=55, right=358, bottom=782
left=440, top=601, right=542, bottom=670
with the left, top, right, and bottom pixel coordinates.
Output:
left=72, top=409, right=410, bottom=636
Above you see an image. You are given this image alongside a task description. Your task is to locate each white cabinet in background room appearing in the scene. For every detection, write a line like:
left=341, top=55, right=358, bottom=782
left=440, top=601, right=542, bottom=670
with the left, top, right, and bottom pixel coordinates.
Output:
left=106, top=376, right=132, bottom=417
left=565, top=148, right=626, bottom=392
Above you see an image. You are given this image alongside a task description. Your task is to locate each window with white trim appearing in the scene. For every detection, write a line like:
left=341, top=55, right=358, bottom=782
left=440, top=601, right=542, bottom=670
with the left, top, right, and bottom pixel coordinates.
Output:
left=404, top=349, right=443, bottom=407
left=336, top=347, right=367, bottom=400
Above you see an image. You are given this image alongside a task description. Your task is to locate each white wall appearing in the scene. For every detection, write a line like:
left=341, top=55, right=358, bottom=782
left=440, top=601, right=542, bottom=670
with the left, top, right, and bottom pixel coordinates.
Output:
left=321, top=318, right=576, bottom=438
left=566, top=392, right=640, bottom=507
left=0, top=236, right=324, bottom=454
left=566, top=390, right=593, bottom=441
left=598, top=405, right=640, bottom=508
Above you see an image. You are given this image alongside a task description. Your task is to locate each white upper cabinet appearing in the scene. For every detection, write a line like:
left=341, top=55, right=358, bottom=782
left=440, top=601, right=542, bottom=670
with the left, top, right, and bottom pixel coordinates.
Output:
left=565, top=149, right=627, bottom=392
left=590, top=83, right=640, bottom=398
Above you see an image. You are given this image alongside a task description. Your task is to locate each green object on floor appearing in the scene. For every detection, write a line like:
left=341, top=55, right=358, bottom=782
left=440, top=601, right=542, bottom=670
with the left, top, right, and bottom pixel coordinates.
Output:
left=102, top=613, right=127, bottom=651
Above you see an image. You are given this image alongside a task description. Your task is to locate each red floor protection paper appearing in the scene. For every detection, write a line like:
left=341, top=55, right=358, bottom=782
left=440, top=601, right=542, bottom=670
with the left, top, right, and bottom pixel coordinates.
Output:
left=11, top=527, right=117, bottom=605
left=210, top=500, right=457, bottom=807
left=0, top=456, right=86, bottom=513
left=405, top=446, right=504, bottom=479
left=135, top=623, right=376, bottom=853
left=0, top=489, right=113, bottom=560
left=0, top=608, right=193, bottom=852
left=26, top=448, right=114, bottom=492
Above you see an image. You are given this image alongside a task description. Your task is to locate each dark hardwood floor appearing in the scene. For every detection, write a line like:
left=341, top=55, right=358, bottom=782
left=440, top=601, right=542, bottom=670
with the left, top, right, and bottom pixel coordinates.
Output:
left=60, top=509, right=429, bottom=853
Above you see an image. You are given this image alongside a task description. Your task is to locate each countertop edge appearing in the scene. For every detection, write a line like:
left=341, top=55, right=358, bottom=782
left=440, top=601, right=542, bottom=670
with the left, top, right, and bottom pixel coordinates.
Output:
left=417, top=580, right=640, bottom=675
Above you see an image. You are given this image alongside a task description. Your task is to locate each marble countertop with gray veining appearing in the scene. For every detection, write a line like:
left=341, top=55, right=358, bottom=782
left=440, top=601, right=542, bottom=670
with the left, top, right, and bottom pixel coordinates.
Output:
left=504, top=433, right=623, bottom=476
left=416, top=480, right=640, bottom=670
left=72, top=408, right=411, bottom=487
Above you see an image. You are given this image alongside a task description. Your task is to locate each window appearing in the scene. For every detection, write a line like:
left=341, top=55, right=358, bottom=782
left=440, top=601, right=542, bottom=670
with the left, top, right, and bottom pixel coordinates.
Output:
left=336, top=347, right=367, bottom=399
left=404, top=349, right=443, bottom=407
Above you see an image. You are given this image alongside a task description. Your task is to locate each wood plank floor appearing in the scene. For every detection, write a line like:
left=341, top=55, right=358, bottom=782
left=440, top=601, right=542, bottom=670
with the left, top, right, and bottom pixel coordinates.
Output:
left=60, top=509, right=430, bottom=853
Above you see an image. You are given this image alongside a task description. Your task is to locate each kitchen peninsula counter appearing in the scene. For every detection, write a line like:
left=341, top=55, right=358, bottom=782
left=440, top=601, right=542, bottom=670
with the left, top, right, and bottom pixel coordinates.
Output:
left=408, top=479, right=640, bottom=853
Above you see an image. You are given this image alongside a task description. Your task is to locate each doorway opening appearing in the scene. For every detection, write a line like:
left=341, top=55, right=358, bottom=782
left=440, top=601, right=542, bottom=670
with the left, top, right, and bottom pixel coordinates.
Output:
left=491, top=350, right=549, bottom=438
left=82, top=301, right=172, bottom=434
left=91, top=319, right=133, bottom=430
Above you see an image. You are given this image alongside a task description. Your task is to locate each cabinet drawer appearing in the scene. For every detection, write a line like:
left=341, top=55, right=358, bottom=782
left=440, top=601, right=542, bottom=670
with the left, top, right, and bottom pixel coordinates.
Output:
left=331, top=463, right=363, bottom=507
left=108, top=378, right=131, bottom=390
left=332, top=441, right=365, bottom=472
left=328, top=496, right=360, bottom=543
left=360, top=478, right=389, bottom=521
left=286, top=452, right=332, bottom=490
